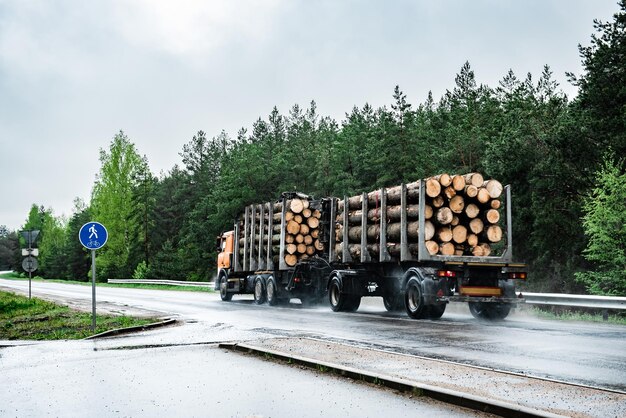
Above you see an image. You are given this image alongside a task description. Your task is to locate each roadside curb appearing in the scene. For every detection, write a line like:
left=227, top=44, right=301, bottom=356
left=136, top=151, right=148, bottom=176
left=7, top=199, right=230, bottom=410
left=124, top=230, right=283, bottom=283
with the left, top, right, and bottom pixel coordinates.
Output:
left=84, top=318, right=178, bottom=340
left=219, top=342, right=564, bottom=418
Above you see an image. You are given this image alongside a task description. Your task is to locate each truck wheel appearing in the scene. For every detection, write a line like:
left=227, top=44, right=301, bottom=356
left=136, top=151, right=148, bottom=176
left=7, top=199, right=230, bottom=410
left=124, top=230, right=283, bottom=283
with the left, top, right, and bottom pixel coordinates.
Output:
left=427, top=304, right=446, bottom=319
left=266, top=277, right=279, bottom=306
left=405, top=277, right=427, bottom=319
left=253, top=277, right=266, bottom=305
left=345, top=295, right=361, bottom=312
left=329, top=278, right=343, bottom=311
left=219, top=273, right=233, bottom=302
left=383, top=294, right=404, bottom=312
left=469, top=302, right=511, bottom=320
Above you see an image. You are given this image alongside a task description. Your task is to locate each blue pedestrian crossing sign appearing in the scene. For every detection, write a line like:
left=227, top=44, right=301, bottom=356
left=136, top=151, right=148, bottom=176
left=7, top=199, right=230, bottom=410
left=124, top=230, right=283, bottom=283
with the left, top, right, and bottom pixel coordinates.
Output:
left=79, top=222, right=108, bottom=250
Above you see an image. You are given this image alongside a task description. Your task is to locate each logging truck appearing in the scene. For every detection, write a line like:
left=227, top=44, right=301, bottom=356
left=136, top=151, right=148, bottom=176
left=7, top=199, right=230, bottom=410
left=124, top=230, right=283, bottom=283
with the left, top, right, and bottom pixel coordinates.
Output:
left=215, top=174, right=527, bottom=320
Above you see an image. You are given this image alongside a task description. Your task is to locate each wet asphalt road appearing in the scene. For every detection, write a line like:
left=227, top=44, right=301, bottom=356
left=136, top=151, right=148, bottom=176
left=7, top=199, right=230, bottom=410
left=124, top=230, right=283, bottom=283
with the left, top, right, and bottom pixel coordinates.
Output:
left=1, top=278, right=625, bottom=393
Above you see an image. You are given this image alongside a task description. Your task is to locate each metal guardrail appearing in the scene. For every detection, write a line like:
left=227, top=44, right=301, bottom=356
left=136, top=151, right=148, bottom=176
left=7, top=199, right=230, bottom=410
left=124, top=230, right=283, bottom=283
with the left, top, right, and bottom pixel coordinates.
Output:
left=519, top=292, right=626, bottom=311
left=107, top=279, right=213, bottom=288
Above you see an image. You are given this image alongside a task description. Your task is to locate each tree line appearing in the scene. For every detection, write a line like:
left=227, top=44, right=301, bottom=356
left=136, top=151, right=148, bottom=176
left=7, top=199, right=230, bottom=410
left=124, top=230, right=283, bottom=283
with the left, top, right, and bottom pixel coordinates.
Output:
left=1, top=2, right=624, bottom=295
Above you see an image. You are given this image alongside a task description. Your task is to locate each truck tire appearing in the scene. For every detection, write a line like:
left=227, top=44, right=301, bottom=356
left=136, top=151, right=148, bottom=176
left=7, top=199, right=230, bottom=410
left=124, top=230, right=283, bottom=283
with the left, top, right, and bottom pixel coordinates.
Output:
left=427, top=304, right=446, bottom=319
left=219, top=273, right=233, bottom=302
left=328, top=277, right=359, bottom=312
left=266, top=277, right=280, bottom=306
left=469, top=302, right=511, bottom=320
left=405, top=277, right=428, bottom=319
left=345, top=295, right=361, bottom=312
left=253, top=277, right=266, bottom=305
left=383, top=294, right=404, bottom=312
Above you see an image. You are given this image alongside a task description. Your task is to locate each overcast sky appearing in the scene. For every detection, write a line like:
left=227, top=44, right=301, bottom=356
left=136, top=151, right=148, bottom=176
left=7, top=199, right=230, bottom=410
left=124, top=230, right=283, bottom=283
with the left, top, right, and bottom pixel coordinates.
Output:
left=0, top=0, right=619, bottom=232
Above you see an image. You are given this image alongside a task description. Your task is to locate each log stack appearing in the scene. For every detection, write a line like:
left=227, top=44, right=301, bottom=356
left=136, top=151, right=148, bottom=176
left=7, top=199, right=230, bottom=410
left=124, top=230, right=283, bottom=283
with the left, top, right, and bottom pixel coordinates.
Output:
left=334, top=173, right=504, bottom=259
left=274, top=197, right=324, bottom=267
left=237, top=196, right=325, bottom=268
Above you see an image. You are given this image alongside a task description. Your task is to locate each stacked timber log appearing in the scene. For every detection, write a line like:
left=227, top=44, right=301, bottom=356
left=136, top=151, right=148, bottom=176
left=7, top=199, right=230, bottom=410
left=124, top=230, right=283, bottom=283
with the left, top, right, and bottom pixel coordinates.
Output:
left=238, top=196, right=325, bottom=268
left=334, top=173, right=504, bottom=259
left=273, top=197, right=324, bottom=267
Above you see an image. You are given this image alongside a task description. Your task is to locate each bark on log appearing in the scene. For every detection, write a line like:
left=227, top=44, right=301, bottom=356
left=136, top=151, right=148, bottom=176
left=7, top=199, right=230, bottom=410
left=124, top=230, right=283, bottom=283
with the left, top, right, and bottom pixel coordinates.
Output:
left=385, top=181, right=420, bottom=204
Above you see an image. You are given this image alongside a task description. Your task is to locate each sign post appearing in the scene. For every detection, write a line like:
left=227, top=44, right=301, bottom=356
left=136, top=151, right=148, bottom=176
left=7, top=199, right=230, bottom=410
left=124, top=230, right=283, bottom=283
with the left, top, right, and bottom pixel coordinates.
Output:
left=79, top=222, right=108, bottom=332
left=20, top=230, right=40, bottom=299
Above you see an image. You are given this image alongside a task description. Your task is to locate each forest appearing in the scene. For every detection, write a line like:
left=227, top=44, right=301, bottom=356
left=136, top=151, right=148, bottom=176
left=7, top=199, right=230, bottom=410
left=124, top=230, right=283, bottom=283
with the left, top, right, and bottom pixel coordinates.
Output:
left=1, top=2, right=624, bottom=295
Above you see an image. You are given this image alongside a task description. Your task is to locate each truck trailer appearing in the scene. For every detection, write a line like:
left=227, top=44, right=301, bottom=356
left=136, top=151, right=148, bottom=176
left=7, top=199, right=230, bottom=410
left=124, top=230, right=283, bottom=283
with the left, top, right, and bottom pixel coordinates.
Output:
left=215, top=177, right=527, bottom=320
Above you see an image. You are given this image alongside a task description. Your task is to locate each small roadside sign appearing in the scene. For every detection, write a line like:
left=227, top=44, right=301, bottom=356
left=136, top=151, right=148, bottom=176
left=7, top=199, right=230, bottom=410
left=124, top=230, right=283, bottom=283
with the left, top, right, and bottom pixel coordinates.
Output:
left=22, top=256, right=38, bottom=273
left=22, top=248, right=39, bottom=257
left=79, top=222, right=108, bottom=250
left=78, top=221, right=108, bottom=332
left=20, top=230, right=40, bottom=246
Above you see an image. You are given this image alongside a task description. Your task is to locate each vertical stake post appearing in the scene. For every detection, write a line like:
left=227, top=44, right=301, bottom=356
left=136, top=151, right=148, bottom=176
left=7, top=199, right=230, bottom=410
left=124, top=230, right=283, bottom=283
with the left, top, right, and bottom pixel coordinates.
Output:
left=91, top=250, right=96, bottom=332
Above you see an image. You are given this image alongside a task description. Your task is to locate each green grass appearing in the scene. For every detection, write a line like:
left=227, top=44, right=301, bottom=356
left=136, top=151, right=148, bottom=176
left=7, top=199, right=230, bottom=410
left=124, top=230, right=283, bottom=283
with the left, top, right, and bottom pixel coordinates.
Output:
left=0, top=290, right=157, bottom=340
left=0, top=272, right=213, bottom=293
left=526, top=306, right=626, bottom=325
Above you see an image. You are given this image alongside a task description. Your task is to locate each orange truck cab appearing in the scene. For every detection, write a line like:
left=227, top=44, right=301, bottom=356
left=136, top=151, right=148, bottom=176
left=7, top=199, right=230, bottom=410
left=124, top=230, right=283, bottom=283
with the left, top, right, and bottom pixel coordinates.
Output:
left=216, top=231, right=234, bottom=270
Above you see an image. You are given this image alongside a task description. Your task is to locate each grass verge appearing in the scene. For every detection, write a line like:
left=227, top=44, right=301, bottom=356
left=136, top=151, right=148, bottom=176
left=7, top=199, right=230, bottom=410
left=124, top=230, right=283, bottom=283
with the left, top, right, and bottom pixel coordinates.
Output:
left=0, top=290, right=157, bottom=340
left=0, top=272, right=212, bottom=293
left=525, top=306, right=626, bottom=325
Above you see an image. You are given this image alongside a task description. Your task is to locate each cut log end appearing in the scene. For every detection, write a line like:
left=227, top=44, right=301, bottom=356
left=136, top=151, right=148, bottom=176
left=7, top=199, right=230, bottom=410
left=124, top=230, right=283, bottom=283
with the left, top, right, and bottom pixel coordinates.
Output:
left=425, top=178, right=442, bottom=198
left=284, top=254, right=297, bottom=267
